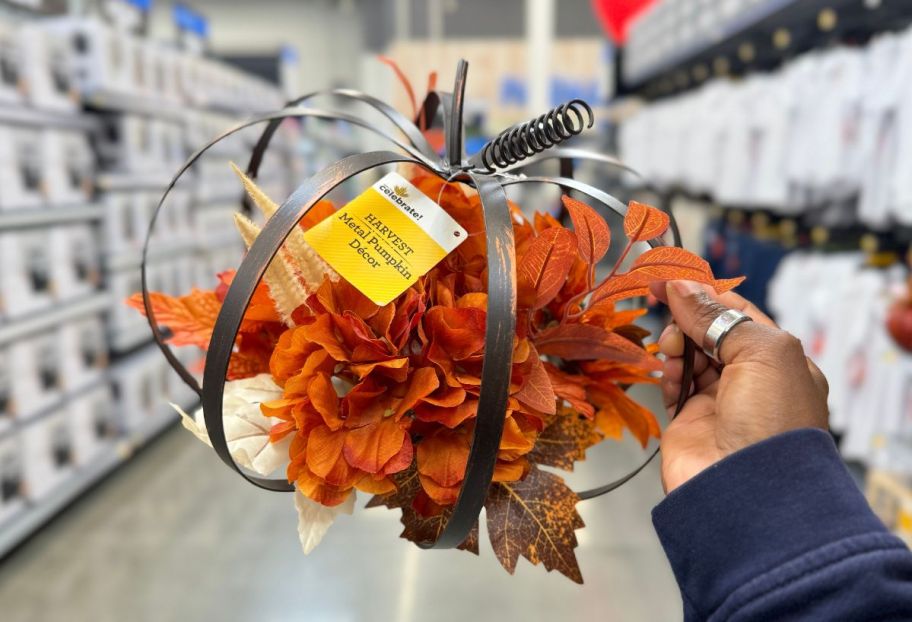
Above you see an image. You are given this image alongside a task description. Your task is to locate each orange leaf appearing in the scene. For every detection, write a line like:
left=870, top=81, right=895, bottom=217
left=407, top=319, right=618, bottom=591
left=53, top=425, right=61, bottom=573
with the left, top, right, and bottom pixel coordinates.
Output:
left=713, top=276, right=746, bottom=293
left=628, top=246, right=714, bottom=282
left=544, top=363, right=594, bottom=418
left=518, top=226, right=577, bottom=309
left=534, top=211, right=562, bottom=233
left=624, top=201, right=670, bottom=242
left=513, top=346, right=557, bottom=415
left=591, top=384, right=660, bottom=448
left=588, top=273, right=651, bottom=305
left=596, top=407, right=624, bottom=440
left=562, top=196, right=611, bottom=264
left=535, top=323, right=661, bottom=371
left=126, top=289, right=219, bottom=348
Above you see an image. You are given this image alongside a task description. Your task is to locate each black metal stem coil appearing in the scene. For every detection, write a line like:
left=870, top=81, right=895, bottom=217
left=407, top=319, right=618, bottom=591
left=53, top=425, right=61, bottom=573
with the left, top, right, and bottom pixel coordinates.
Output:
left=470, top=99, right=594, bottom=172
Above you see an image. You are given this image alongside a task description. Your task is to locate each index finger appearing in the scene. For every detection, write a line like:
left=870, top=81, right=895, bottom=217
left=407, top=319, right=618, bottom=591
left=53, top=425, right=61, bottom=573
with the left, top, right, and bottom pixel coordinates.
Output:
left=648, top=281, right=777, bottom=327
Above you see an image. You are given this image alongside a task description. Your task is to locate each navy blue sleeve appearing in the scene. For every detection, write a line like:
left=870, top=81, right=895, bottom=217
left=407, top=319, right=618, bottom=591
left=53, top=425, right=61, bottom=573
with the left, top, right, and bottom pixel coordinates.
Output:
left=652, top=428, right=912, bottom=621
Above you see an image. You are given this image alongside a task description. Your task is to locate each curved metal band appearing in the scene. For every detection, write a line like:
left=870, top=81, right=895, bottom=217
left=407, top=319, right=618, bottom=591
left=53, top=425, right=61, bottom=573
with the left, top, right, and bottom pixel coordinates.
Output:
left=243, top=88, right=438, bottom=182
left=499, top=174, right=695, bottom=499
left=502, top=149, right=682, bottom=247
left=201, top=155, right=518, bottom=554
left=577, top=337, right=695, bottom=500
left=446, top=61, right=468, bottom=167
left=501, top=147, right=640, bottom=179
left=142, top=107, right=444, bottom=395
left=420, top=172, right=516, bottom=549
left=202, top=151, right=416, bottom=492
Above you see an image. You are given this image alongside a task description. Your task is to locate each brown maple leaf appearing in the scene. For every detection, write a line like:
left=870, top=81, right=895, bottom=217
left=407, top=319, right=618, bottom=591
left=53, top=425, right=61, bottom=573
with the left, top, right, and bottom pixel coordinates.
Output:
left=485, top=466, right=585, bottom=583
left=366, top=465, right=478, bottom=554
left=527, top=411, right=603, bottom=472
left=401, top=494, right=480, bottom=555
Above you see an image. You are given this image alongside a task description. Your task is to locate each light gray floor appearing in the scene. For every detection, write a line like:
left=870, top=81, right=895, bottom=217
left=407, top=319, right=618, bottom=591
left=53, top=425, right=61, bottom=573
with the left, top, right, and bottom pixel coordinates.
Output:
left=0, top=391, right=682, bottom=622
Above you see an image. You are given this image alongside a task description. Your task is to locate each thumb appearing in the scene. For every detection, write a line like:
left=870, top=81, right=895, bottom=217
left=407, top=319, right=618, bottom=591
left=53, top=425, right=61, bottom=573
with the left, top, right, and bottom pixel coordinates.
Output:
left=664, top=280, right=792, bottom=366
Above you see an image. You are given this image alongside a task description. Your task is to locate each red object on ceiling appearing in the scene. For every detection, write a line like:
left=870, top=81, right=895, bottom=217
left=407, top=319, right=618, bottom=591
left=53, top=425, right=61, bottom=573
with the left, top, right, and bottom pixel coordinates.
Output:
left=591, top=0, right=657, bottom=45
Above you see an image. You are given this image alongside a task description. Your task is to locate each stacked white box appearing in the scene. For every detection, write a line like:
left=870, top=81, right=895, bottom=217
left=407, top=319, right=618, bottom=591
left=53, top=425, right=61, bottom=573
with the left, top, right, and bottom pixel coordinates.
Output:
left=49, top=224, right=101, bottom=301
left=0, top=126, right=44, bottom=210
left=18, top=24, right=77, bottom=113
left=43, top=17, right=134, bottom=96
left=0, top=432, right=24, bottom=523
left=20, top=411, right=74, bottom=501
left=58, top=314, right=107, bottom=392
left=0, top=22, right=23, bottom=106
left=9, top=333, right=63, bottom=420
left=42, top=130, right=93, bottom=205
left=111, top=346, right=168, bottom=433
left=69, top=384, right=117, bottom=465
left=0, top=229, right=55, bottom=318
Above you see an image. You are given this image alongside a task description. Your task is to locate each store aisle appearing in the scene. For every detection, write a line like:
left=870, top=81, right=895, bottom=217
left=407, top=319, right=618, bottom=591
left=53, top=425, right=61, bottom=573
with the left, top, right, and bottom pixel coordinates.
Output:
left=0, top=393, right=680, bottom=622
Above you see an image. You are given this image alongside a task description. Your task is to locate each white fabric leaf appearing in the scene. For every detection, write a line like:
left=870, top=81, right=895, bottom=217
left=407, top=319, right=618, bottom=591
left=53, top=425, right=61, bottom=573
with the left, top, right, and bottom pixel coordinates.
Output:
left=170, top=402, right=212, bottom=447
left=170, top=374, right=290, bottom=476
left=294, top=487, right=355, bottom=554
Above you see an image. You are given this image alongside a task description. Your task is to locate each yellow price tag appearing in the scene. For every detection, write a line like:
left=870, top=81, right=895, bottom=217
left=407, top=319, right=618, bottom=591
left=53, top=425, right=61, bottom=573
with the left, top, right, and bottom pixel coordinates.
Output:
left=304, top=172, right=468, bottom=305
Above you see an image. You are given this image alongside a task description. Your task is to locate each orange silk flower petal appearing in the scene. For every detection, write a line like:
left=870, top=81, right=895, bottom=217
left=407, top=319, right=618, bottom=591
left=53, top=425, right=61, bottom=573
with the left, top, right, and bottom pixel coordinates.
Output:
left=342, top=418, right=409, bottom=474
left=416, top=428, right=471, bottom=488
left=308, top=373, right=343, bottom=430
left=395, top=367, right=440, bottom=417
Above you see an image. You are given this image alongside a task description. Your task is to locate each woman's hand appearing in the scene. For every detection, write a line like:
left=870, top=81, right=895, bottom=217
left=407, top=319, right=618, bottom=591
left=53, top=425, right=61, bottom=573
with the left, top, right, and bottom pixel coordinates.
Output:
left=652, top=280, right=830, bottom=493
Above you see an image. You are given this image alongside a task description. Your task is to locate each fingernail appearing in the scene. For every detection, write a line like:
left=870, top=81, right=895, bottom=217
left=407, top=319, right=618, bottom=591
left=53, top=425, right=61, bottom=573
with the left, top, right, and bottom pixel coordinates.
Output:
left=669, top=280, right=704, bottom=297
left=659, top=323, right=680, bottom=341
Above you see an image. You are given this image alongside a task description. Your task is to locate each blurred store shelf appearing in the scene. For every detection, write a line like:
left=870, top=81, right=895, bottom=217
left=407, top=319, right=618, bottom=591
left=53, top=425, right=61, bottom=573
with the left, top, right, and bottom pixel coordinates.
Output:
left=0, top=292, right=112, bottom=347
left=0, top=204, right=104, bottom=230
left=622, top=0, right=912, bottom=98
left=0, top=103, right=98, bottom=131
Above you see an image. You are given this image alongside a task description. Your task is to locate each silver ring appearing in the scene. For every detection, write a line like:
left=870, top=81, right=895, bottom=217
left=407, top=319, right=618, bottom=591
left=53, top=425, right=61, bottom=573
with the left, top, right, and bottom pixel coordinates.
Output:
left=702, top=309, right=753, bottom=364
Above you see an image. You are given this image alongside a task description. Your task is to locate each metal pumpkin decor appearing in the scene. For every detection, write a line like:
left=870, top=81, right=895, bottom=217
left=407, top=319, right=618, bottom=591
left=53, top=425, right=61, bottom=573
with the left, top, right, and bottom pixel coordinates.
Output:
left=136, top=60, right=726, bottom=582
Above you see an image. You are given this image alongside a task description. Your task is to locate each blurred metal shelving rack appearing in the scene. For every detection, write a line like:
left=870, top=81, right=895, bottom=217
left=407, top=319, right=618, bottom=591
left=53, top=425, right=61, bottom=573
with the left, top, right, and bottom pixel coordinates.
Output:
left=0, top=17, right=294, bottom=559
left=620, top=0, right=912, bottom=100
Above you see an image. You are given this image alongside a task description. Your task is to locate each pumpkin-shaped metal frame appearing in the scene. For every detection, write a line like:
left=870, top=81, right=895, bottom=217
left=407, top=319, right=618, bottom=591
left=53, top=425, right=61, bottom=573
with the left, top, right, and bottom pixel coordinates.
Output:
left=141, top=60, right=694, bottom=550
